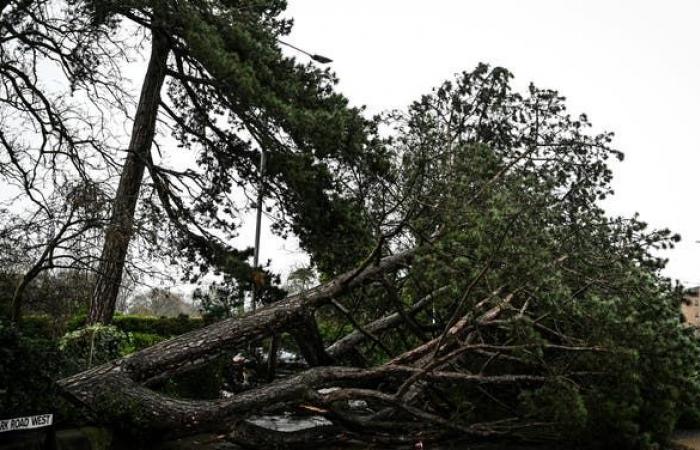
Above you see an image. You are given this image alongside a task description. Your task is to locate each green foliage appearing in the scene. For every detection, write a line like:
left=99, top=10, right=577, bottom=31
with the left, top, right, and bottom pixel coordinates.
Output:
left=122, top=332, right=165, bottom=354
left=56, top=313, right=222, bottom=400
left=139, top=0, right=390, bottom=279
left=158, top=357, right=227, bottom=400
left=1, top=1, right=697, bottom=443
left=59, top=325, right=128, bottom=373
left=16, top=315, right=54, bottom=340
left=0, top=320, right=62, bottom=417
left=520, top=379, right=589, bottom=435
left=325, top=65, right=700, bottom=448
left=4, top=0, right=389, bottom=326
left=61, top=314, right=224, bottom=398
left=316, top=313, right=353, bottom=345
left=0, top=271, right=93, bottom=334
left=193, top=284, right=244, bottom=320
left=68, top=313, right=203, bottom=336
left=0, top=309, right=236, bottom=412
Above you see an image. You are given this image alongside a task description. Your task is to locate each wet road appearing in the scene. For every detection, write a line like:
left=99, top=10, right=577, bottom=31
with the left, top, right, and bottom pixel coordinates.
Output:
left=673, top=431, right=700, bottom=449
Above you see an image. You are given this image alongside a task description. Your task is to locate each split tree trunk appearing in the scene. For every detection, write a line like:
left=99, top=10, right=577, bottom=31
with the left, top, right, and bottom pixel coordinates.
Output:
left=59, top=248, right=566, bottom=444
left=59, top=251, right=414, bottom=432
left=88, top=30, right=169, bottom=325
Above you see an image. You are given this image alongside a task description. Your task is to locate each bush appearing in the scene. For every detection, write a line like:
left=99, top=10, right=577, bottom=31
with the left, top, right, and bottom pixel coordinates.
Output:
left=17, top=315, right=54, bottom=339
left=58, top=314, right=219, bottom=399
left=59, top=325, right=128, bottom=373
left=0, top=313, right=215, bottom=422
left=67, top=313, right=203, bottom=337
left=0, top=320, right=62, bottom=418
left=124, top=332, right=165, bottom=353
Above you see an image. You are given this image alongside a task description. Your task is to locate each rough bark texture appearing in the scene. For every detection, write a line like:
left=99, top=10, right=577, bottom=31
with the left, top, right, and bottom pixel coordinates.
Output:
left=87, top=31, right=170, bottom=325
left=58, top=248, right=580, bottom=446
left=60, top=251, right=414, bottom=418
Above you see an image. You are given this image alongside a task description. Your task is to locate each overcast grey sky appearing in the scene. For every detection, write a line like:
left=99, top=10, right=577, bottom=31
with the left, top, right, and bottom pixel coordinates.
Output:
left=5, top=1, right=697, bottom=294
left=273, top=0, right=700, bottom=285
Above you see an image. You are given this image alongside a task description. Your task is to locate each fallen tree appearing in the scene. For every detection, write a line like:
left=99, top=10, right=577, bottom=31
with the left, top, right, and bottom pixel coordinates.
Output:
left=57, top=242, right=655, bottom=447
left=60, top=250, right=412, bottom=390
left=57, top=66, right=700, bottom=449
left=58, top=250, right=560, bottom=441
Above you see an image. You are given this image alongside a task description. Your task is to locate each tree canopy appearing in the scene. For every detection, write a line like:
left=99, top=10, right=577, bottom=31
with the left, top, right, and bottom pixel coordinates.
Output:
left=1, top=0, right=389, bottom=323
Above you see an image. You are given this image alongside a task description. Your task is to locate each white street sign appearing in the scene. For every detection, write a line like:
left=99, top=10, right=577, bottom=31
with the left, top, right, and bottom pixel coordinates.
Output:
left=0, top=414, right=53, bottom=433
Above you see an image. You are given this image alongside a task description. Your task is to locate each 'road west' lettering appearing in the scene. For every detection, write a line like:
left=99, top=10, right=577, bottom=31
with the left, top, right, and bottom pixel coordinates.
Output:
left=0, top=414, right=53, bottom=433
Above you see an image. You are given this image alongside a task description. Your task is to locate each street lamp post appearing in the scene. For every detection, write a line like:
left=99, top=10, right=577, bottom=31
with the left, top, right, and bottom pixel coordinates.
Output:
left=251, top=149, right=266, bottom=312
left=250, top=41, right=332, bottom=313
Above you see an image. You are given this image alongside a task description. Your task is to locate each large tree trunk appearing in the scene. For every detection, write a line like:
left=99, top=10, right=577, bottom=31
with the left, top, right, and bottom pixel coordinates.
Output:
left=58, top=251, right=414, bottom=430
left=58, top=249, right=577, bottom=445
left=88, top=31, right=169, bottom=325
left=66, top=250, right=412, bottom=380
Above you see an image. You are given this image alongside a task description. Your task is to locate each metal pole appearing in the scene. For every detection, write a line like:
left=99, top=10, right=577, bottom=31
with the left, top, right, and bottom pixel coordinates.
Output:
left=252, top=149, right=266, bottom=312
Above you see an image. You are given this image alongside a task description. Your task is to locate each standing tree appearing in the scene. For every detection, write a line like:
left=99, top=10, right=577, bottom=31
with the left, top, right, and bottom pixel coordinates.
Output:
left=0, top=0, right=386, bottom=324
left=73, top=0, right=386, bottom=324
left=0, top=181, right=109, bottom=321
left=128, top=287, right=193, bottom=317
left=0, top=0, right=135, bottom=321
left=86, top=20, right=169, bottom=324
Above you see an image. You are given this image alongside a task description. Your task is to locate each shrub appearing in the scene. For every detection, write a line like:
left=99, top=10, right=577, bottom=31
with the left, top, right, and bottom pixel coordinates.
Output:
left=59, top=325, right=128, bottom=373
left=124, top=332, right=165, bottom=353
left=67, top=313, right=203, bottom=337
left=17, top=315, right=54, bottom=339
left=0, top=320, right=62, bottom=417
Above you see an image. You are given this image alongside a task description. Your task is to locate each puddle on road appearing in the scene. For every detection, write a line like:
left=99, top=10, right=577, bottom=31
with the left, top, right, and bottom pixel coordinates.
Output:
left=245, top=414, right=332, bottom=432
left=673, top=431, right=700, bottom=449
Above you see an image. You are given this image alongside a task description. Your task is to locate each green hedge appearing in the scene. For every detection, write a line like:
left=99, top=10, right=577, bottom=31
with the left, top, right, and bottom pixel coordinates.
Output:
left=17, top=315, right=54, bottom=339
left=123, top=332, right=166, bottom=354
left=67, top=313, right=204, bottom=337
left=1, top=312, right=218, bottom=419
left=59, top=325, right=128, bottom=374
left=0, top=320, right=70, bottom=419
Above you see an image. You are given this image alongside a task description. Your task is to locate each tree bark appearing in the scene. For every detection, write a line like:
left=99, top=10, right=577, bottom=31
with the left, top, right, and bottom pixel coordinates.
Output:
left=289, top=313, right=335, bottom=366
left=57, top=250, right=569, bottom=443
left=57, top=251, right=415, bottom=437
left=87, top=30, right=170, bottom=325
left=326, top=286, right=448, bottom=358
left=61, top=249, right=413, bottom=390
left=266, top=333, right=280, bottom=381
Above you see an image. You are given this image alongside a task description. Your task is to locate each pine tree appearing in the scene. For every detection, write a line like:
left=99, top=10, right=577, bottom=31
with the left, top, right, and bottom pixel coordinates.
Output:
left=70, top=0, right=386, bottom=323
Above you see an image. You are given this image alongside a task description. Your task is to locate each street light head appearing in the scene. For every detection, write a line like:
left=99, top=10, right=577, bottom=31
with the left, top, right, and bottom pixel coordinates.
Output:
left=278, top=39, right=333, bottom=64
left=311, top=54, right=333, bottom=64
